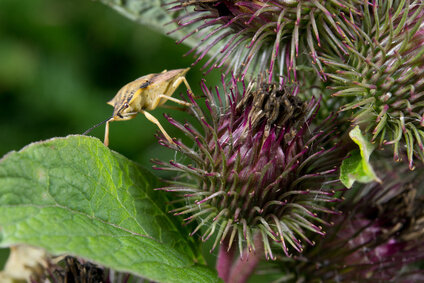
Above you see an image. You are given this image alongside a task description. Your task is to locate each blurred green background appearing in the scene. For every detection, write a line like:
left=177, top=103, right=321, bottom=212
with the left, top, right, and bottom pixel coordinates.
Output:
left=0, top=0, right=219, bottom=269
left=0, top=0, right=220, bottom=160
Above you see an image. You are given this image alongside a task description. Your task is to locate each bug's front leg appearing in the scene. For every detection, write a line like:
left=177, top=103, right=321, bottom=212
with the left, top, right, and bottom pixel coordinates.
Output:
left=150, top=94, right=192, bottom=110
left=104, top=120, right=111, bottom=147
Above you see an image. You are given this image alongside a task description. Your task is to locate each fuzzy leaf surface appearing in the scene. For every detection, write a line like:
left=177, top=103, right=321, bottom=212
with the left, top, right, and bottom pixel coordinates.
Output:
left=99, top=0, right=200, bottom=49
left=0, top=136, right=219, bottom=283
left=340, top=126, right=381, bottom=188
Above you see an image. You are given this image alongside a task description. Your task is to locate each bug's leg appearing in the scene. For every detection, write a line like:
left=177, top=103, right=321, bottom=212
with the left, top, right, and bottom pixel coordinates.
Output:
left=149, top=94, right=191, bottom=110
left=160, top=94, right=191, bottom=106
left=141, top=110, right=173, bottom=143
left=104, top=120, right=110, bottom=147
left=172, top=76, right=194, bottom=97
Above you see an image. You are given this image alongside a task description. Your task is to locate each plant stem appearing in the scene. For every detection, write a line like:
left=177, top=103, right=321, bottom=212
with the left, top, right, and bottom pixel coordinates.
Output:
left=216, top=239, right=235, bottom=282
left=227, top=233, right=264, bottom=283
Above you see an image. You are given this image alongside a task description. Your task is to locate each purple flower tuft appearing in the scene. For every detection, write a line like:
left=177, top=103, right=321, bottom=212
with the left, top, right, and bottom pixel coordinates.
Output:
left=153, top=77, right=347, bottom=258
left=168, top=0, right=360, bottom=82
left=321, top=1, right=424, bottom=168
left=270, top=163, right=424, bottom=281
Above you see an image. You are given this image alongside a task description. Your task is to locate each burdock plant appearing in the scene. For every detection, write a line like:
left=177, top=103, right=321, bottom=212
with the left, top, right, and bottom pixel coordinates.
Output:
left=169, top=0, right=361, bottom=81
left=269, top=163, right=424, bottom=282
left=153, top=77, right=347, bottom=280
left=31, top=256, right=145, bottom=283
left=170, top=0, right=424, bottom=168
left=320, top=1, right=424, bottom=168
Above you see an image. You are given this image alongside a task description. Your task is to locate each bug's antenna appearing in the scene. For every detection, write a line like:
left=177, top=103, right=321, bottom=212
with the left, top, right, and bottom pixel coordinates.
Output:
left=82, top=116, right=113, bottom=135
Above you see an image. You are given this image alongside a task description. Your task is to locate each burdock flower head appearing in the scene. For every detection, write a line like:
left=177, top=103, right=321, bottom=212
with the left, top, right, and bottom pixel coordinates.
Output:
left=153, top=77, right=346, bottom=259
left=270, top=164, right=424, bottom=281
left=321, top=1, right=424, bottom=168
left=30, top=256, right=141, bottom=283
left=31, top=256, right=105, bottom=283
left=169, top=0, right=359, bottom=82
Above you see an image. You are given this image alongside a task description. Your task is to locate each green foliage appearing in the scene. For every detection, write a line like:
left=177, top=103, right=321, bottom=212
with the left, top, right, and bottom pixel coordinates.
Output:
left=340, top=126, right=380, bottom=188
left=0, top=136, right=219, bottom=283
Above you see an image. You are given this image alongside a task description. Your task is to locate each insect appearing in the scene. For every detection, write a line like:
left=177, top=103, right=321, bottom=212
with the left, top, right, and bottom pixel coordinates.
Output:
left=83, top=68, right=192, bottom=146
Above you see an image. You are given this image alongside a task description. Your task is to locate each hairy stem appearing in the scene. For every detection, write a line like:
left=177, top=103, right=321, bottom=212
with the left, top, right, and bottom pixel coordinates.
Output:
left=228, top=233, right=264, bottom=283
left=216, top=239, right=235, bottom=282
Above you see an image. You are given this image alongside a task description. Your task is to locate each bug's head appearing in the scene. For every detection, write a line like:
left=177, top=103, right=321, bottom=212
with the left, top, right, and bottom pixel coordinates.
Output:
left=110, top=101, right=138, bottom=121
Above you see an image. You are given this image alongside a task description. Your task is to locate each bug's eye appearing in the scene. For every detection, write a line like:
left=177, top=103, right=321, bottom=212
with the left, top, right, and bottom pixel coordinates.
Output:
left=123, top=103, right=129, bottom=108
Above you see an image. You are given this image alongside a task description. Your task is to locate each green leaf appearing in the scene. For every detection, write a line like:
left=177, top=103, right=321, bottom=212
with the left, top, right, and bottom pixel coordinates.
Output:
left=340, top=126, right=381, bottom=188
left=99, top=0, right=200, bottom=49
left=0, top=136, right=220, bottom=283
